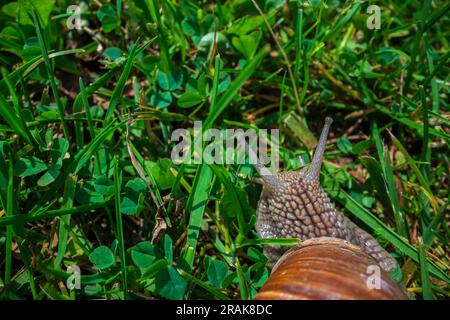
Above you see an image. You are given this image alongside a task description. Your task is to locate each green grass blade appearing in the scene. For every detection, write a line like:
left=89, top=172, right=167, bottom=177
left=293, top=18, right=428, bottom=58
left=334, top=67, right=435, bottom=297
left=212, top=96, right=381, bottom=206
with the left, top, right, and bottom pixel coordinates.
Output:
left=180, top=164, right=214, bottom=271
left=0, top=93, right=40, bottom=152
left=234, top=256, right=249, bottom=300
left=105, top=45, right=138, bottom=121
left=16, top=243, right=38, bottom=299
left=74, top=121, right=126, bottom=173
left=0, top=199, right=113, bottom=227
left=113, top=156, right=128, bottom=299
left=54, top=174, right=77, bottom=269
left=104, top=37, right=155, bottom=122
left=322, top=1, right=361, bottom=42
left=0, top=49, right=84, bottom=94
left=209, top=164, right=246, bottom=242
left=210, top=55, right=221, bottom=112
left=373, top=103, right=450, bottom=140
left=78, top=78, right=101, bottom=174
left=72, top=66, right=121, bottom=112
left=335, top=189, right=450, bottom=283
left=388, top=131, right=439, bottom=212
left=3, top=145, right=14, bottom=297
left=418, top=237, right=436, bottom=300
left=294, top=2, right=303, bottom=80
left=0, top=142, right=10, bottom=211
left=372, top=122, right=408, bottom=238
left=145, top=0, right=171, bottom=72
left=203, top=45, right=269, bottom=131
left=178, top=268, right=230, bottom=300
left=423, top=195, right=450, bottom=246
left=237, top=238, right=300, bottom=248
left=30, top=7, right=70, bottom=141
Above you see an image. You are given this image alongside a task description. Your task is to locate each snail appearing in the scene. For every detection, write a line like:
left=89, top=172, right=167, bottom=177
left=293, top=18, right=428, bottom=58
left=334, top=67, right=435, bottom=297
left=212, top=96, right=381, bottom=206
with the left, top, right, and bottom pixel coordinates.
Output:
left=253, top=117, right=409, bottom=299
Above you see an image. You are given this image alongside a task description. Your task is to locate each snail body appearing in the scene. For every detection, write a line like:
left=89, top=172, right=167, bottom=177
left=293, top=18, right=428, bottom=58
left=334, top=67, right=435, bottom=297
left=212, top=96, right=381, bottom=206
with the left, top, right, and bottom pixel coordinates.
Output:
left=255, top=117, right=398, bottom=273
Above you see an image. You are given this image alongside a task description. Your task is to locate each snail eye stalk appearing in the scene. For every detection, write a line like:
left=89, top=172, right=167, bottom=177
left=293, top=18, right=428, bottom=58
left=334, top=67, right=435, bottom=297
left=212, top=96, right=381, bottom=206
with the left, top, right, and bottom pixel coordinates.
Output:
left=305, top=117, right=333, bottom=183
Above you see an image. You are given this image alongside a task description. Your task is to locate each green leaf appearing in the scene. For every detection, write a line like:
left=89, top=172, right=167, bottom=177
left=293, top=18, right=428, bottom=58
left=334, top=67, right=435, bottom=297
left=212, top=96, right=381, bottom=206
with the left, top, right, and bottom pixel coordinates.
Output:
left=336, top=137, right=353, bottom=154
left=232, top=34, right=257, bottom=60
left=150, top=89, right=172, bottom=108
left=76, top=182, right=104, bottom=204
left=120, top=196, right=143, bottom=215
left=361, top=195, right=376, bottom=208
left=227, top=15, right=264, bottom=35
left=131, top=241, right=162, bottom=271
left=141, top=259, right=169, bottom=279
left=120, top=178, right=147, bottom=215
left=89, top=246, right=115, bottom=270
left=35, top=110, right=59, bottom=121
left=97, top=5, right=118, bottom=33
left=2, top=2, right=18, bottom=18
left=90, top=106, right=105, bottom=119
left=83, top=285, right=102, bottom=296
left=180, top=16, right=200, bottom=38
left=218, top=73, right=231, bottom=93
left=198, top=32, right=227, bottom=52
left=155, top=266, right=187, bottom=300
left=37, top=162, right=61, bottom=187
left=18, top=0, right=55, bottom=26
left=178, top=91, right=204, bottom=108
left=22, top=39, right=41, bottom=62
left=352, top=140, right=372, bottom=155
left=103, top=47, right=122, bottom=61
left=206, top=257, right=228, bottom=288
left=125, top=178, right=147, bottom=193
left=50, top=138, right=69, bottom=160
left=157, top=68, right=184, bottom=91
left=164, top=234, right=173, bottom=264
left=14, top=157, right=47, bottom=177
left=145, top=159, right=175, bottom=190
left=247, top=247, right=268, bottom=263
left=211, top=164, right=250, bottom=238
left=93, top=175, right=114, bottom=196
left=323, top=1, right=361, bottom=41
left=180, top=14, right=214, bottom=44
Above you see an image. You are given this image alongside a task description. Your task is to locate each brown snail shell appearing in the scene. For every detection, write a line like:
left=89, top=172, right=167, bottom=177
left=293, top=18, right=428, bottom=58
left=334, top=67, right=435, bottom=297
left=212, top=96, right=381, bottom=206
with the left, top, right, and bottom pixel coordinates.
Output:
left=255, top=238, right=409, bottom=300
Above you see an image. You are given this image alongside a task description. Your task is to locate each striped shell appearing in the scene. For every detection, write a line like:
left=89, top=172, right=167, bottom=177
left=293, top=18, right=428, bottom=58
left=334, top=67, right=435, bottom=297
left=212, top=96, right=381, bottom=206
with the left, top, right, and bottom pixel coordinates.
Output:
left=255, top=238, right=409, bottom=300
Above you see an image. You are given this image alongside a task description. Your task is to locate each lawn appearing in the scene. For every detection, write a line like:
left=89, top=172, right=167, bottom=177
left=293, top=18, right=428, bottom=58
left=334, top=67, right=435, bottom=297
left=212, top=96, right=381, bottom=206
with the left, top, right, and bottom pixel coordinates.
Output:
left=0, top=0, right=448, bottom=300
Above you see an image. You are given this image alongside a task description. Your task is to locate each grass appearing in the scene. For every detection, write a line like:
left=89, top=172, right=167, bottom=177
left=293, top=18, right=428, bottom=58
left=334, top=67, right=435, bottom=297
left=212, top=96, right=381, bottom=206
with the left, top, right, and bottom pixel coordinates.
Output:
left=0, top=0, right=449, bottom=300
